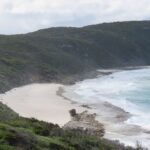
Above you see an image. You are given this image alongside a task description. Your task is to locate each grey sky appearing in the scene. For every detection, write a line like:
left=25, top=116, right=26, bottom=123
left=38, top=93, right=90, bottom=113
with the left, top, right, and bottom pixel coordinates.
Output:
left=0, top=0, right=150, bottom=34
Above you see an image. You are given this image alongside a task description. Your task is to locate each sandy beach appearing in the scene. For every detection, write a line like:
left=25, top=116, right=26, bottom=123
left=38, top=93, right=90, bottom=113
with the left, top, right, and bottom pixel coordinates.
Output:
left=0, top=83, right=86, bottom=126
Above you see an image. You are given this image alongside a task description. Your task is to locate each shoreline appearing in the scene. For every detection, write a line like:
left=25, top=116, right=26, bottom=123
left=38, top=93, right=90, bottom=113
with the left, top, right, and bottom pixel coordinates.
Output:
left=61, top=65, right=150, bottom=86
left=58, top=86, right=150, bottom=147
left=0, top=65, right=150, bottom=148
left=56, top=85, right=132, bottom=123
left=57, top=66, right=150, bottom=148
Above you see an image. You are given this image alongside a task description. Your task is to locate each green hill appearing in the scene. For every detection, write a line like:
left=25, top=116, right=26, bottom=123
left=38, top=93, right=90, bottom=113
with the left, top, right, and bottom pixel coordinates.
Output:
left=0, top=21, right=150, bottom=92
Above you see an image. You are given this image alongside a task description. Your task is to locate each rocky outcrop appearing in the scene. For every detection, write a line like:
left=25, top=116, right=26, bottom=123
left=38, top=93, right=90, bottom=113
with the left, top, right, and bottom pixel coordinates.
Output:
left=63, top=109, right=104, bottom=137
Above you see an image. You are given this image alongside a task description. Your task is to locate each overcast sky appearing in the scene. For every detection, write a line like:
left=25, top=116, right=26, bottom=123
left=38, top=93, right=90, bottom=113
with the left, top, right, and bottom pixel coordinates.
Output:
left=0, top=0, right=150, bottom=34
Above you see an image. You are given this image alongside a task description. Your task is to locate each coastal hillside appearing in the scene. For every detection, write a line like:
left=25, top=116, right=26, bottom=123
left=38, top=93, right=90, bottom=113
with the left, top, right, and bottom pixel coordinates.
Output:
left=0, top=102, right=142, bottom=150
left=0, top=21, right=150, bottom=92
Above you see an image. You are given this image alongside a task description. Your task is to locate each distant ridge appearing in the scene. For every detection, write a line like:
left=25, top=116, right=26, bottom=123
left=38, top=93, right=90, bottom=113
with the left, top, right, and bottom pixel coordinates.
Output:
left=0, top=20, right=150, bottom=92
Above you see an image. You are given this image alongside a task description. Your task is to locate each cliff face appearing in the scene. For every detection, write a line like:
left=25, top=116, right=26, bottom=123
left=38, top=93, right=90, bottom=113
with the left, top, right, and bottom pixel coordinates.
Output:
left=63, top=110, right=105, bottom=137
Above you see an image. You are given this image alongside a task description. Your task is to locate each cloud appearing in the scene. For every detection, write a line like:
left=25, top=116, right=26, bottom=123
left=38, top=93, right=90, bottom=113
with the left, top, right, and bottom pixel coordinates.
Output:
left=0, top=0, right=150, bottom=34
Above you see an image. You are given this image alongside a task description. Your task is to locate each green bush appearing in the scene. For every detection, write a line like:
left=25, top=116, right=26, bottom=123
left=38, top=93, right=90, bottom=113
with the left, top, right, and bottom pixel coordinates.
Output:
left=0, top=145, right=15, bottom=150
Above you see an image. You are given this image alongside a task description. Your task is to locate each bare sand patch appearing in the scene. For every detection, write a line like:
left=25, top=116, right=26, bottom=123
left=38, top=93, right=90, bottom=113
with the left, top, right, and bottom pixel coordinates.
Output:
left=0, top=83, right=86, bottom=126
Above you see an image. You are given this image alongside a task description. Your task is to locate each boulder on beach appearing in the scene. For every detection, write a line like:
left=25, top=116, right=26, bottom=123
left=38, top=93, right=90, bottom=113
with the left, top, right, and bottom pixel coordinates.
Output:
left=63, top=109, right=105, bottom=137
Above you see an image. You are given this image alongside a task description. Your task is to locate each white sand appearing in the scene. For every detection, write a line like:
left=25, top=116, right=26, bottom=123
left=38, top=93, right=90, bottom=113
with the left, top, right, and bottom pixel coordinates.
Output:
left=0, top=83, right=85, bottom=126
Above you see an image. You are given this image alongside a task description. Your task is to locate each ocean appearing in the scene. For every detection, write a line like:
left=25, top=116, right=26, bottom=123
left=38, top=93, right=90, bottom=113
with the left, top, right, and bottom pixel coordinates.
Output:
left=63, top=67, right=150, bottom=148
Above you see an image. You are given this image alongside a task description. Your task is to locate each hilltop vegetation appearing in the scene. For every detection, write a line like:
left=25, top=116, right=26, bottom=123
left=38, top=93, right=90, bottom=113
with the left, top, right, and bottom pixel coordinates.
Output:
left=0, top=21, right=150, bottom=92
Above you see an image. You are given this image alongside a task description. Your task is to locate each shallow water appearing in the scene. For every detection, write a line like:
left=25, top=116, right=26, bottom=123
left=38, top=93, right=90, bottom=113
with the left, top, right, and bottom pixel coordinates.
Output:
left=63, top=67, right=150, bottom=148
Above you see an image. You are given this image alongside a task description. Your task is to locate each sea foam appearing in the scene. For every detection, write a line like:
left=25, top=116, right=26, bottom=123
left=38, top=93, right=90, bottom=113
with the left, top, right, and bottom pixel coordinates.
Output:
left=63, top=67, right=150, bottom=148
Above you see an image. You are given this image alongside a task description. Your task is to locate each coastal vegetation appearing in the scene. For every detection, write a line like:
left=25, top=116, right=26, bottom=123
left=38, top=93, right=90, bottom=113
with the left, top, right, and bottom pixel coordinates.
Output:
left=0, top=102, right=146, bottom=150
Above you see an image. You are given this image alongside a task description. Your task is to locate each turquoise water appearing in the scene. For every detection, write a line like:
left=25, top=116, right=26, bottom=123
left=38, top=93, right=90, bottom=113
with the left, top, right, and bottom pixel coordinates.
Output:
left=65, top=67, right=150, bottom=117
left=122, top=86, right=150, bottom=112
